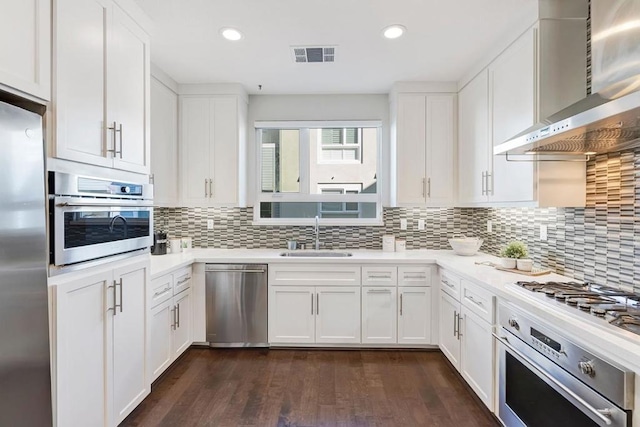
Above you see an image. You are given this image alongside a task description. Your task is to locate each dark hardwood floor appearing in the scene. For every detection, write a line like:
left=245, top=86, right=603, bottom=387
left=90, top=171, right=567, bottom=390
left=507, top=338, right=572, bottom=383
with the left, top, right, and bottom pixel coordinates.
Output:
left=121, top=348, right=499, bottom=427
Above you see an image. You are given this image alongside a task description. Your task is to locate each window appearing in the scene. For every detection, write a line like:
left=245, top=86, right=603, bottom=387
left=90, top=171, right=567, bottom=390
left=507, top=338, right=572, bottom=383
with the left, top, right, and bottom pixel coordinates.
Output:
left=256, top=121, right=381, bottom=225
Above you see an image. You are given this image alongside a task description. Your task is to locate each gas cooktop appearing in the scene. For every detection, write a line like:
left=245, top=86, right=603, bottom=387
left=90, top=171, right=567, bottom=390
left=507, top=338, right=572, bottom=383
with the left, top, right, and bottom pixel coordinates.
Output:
left=512, top=280, right=640, bottom=336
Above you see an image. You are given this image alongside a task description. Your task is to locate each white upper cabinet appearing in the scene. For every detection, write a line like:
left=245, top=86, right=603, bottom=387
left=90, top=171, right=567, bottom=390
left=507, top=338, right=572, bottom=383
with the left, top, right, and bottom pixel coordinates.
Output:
left=180, top=94, right=246, bottom=206
left=0, top=0, right=51, bottom=100
left=150, top=75, right=179, bottom=206
left=458, top=22, right=586, bottom=207
left=53, top=0, right=151, bottom=175
left=393, top=91, right=456, bottom=206
left=458, top=70, right=490, bottom=205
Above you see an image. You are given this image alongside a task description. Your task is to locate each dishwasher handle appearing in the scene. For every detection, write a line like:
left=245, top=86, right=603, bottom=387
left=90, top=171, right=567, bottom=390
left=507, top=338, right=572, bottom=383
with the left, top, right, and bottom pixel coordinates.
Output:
left=205, top=268, right=266, bottom=274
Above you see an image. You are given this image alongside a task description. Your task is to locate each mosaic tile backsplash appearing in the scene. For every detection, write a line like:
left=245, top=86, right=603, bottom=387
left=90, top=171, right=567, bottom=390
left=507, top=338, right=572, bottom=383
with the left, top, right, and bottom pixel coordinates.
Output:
left=155, top=148, right=640, bottom=293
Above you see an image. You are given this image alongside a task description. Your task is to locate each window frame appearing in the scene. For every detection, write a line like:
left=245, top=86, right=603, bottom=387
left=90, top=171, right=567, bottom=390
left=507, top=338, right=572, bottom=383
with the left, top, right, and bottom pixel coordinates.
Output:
left=254, top=120, right=382, bottom=226
left=317, top=128, right=363, bottom=164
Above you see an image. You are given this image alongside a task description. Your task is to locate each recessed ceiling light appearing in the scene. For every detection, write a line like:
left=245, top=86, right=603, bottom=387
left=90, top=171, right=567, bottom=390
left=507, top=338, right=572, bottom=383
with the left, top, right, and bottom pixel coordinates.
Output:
left=220, top=27, right=243, bottom=41
left=382, top=25, right=406, bottom=39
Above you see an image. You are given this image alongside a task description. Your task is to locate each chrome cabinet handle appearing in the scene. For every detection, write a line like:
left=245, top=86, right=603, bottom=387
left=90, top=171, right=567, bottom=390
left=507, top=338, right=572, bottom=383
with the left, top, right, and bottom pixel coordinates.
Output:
left=108, top=282, right=117, bottom=315
left=311, top=293, right=314, bottom=315
left=493, top=334, right=613, bottom=426
left=367, top=289, right=391, bottom=293
left=481, top=171, right=486, bottom=195
left=422, top=177, right=426, bottom=197
left=316, top=293, right=319, bottom=315
left=453, top=311, right=458, bottom=337
left=467, top=295, right=484, bottom=307
left=427, top=177, right=431, bottom=198
left=176, top=276, right=191, bottom=286
left=56, top=202, right=155, bottom=208
left=204, top=269, right=266, bottom=274
left=209, top=179, right=213, bottom=198
left=486, top=172, right=493, bottom=196
left=153, top=287, right=171, bottom=298
left=116, top=279, right=123, bottom=313
left=107, top=121, right=120, bottom=157
left=368, top=275, right=391, bottom=279
left=171, top=305, right=176, bottom=330
left=442, top=279, right=455, bottom=289
left=205, top=179, right=208, bottom=197
left=400, top=293, right=403, bottom=316
left=176, top=303, right=180, bottom=328
left=404, top=275, right=426, bottom=280
left=117, top=123, right=123, bottom=159
left=457, top=312, right=462, bottom=338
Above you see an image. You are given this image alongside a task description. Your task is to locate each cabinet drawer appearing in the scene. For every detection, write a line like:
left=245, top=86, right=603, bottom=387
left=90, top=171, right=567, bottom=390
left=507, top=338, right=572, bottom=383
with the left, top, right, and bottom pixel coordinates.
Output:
left=150, top=274, right=173, bottom=307
left=461, top=279, right=494, bottom=323
left=269, top=264, right=361, bottom=287
left=173, top=267, right=193, bottom=294
left=361, top=266, right=397, bottom=286
left=440, top=269, right=461, bottom=300
left=398, top=265, right=432, bottom=287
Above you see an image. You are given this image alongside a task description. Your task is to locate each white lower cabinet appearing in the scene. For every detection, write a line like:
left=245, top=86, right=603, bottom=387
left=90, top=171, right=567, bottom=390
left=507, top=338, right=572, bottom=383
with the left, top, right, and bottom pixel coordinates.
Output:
left=438, top=270, right=495, bottom=411
left=361, top=286, right=397, bottom=344
left=268, top=285, right=360, bottom=344
left=148, top=267, right=193, bottom=382
left=398, top=286, right=432, bottom=344
left=51, top=257, right=150, bottom=427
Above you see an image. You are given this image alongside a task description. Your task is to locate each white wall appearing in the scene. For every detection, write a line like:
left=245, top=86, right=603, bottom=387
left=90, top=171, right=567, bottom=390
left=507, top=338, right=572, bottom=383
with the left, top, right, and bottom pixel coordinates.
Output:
left=247, top=94, right=390, bottom=206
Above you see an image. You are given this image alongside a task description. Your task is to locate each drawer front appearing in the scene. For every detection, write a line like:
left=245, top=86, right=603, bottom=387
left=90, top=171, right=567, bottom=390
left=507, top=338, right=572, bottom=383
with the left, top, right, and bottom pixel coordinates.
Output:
left=150, top=274, right=173, bottom=307
left=440, top=269, right=461, bottom=300
left=361, top=266, right=398, bottom=286
left=461, top=279, right=494, bottom=323
left=173, top=267, right=193, bottom=294
left=269, top=264, right=361, bottom=287
left=398, top=265, right=432, bottom=287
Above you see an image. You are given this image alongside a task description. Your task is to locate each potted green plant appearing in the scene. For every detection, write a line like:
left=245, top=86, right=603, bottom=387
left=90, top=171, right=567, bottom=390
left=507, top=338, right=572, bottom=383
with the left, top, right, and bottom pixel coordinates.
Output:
left=499, top=241, right=530, bottom=270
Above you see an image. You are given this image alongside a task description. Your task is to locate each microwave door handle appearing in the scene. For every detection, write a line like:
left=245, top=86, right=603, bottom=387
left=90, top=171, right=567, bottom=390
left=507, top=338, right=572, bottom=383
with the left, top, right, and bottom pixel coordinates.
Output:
left=493, top=334, right=613, bottom=426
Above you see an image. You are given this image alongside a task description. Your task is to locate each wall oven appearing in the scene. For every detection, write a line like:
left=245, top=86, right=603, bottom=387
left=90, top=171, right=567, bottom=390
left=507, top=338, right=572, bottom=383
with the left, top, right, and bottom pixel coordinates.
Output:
left=494, top=302, right=634, bottom=427
left=49, top=172, right=153, bottom=266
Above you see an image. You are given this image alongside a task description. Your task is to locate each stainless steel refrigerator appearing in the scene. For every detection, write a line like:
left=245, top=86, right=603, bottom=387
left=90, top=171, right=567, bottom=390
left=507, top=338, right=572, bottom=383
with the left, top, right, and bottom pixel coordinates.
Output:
left=0, top=98, right=52, bottom=426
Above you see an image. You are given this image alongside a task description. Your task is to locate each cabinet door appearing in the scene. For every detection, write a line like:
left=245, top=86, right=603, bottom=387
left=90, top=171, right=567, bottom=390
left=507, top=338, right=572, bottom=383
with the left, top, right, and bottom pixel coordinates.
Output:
left=172, top=288, right=192, bottom=359
left=54, top=0, right=112, bottom=168
left=398, top=286, right=432, bottom=344
left=109, top=4, right=150, bottom=174
left=149, top=299, right=173, bottom=382
left=458, top=69, right=490, bottom=204
left=55, top=271, right=112, bottom=427
left=425, top=94, right=455, bottom=206
left=268, top=286, right=315, bottom=344
left=0, top=0, right=51, bottom=100
left=315, top=287, right=361, bottom=344
left=396, top=94, right=427, bottom=204
left=361, top=287, right=397, bottom=344
left=150, top=77, right=178, bottom=206
left=490, top=28, right=535, bottom=202
left=111, top=263, right=149, bottom=425
left=211, top=96, right=238, bottom=204
left=460, top=307, right=494, bottom=411
left=180, top=97, right=212, bottom=205
left=439, top=290, right=461, bottom=369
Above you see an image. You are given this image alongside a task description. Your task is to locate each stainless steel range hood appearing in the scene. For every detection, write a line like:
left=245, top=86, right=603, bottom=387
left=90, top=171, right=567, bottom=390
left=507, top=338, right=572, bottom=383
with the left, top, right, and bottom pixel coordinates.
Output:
left=494, top=0, right=640, bottom=156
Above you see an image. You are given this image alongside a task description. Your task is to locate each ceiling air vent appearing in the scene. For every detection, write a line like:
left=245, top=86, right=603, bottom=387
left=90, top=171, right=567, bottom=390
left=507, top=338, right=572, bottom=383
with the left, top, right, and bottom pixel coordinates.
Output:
left=292, top=46, right=336, bottom=63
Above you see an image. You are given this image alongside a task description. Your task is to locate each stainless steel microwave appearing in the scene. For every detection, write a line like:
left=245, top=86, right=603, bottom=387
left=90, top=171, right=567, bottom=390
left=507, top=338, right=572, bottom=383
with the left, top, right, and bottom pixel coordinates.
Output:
left=49, top=172, right=153, bottom=266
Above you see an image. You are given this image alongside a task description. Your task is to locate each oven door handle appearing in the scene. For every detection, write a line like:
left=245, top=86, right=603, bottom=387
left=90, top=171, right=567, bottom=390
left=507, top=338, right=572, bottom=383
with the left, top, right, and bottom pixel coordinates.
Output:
left=493, top=333, right=613, bottom=426
left=56, top=202, right=155, bottom=208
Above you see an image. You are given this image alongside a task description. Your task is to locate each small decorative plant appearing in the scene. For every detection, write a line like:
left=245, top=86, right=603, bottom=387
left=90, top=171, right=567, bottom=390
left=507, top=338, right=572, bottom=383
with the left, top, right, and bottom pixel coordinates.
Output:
left=500, top=241, right=529, bottom=259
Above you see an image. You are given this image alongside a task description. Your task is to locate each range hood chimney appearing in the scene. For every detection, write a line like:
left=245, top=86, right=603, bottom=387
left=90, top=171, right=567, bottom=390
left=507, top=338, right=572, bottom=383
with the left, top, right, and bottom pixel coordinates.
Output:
left=494, top=0, right=640, bottom=156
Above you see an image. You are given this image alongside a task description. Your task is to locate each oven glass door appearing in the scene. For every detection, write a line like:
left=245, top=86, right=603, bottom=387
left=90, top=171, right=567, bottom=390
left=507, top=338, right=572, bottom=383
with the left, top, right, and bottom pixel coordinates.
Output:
left=53, top=198, right=152, bottom=265
left=497, top=332, right=629, bottom=427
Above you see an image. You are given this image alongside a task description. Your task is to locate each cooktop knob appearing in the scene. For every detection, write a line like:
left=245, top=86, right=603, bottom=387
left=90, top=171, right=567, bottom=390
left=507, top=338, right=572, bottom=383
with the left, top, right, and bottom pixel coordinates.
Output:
left=508, top=317, right=519, bottom=330
left=579, top=360, right=595, bottom=376
left=121, top=186, right=130, bottom=194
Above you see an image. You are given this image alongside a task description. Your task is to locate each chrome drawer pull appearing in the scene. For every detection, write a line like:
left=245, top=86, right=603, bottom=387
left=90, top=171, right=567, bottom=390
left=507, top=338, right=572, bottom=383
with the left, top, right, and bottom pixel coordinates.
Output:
left=467, top=295, right=484, bottom=307
left=368, top=275, right=391, bottom=279
left=367, top=289, right=391, bottom=293
left=176, top=276, right=191, bottom=286
left=153, top=287, right=171, bottom=298
left=442, top=280, right=455, bottom=289
left=404, top=275, right=426, bottom=280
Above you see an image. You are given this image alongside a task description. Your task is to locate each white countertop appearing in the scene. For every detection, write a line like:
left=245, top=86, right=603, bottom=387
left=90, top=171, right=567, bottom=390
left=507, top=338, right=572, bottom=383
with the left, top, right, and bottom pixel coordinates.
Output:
left=149, top=248, right=640, bottom=371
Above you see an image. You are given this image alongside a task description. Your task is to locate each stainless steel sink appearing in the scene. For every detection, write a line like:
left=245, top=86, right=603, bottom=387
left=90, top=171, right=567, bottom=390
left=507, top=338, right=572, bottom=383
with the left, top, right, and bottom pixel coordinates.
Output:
left=279, top=251, right=353, bottom=257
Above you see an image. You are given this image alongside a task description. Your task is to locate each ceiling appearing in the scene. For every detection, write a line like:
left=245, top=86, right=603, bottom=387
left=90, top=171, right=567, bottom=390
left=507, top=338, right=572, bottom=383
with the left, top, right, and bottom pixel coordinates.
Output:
left=134, top=0, right=536, bottom=94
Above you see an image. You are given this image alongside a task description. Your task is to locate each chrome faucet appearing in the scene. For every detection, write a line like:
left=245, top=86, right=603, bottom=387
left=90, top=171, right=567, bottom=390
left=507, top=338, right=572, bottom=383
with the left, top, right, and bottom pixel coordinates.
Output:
left=314, top=215, right=320, bottom=250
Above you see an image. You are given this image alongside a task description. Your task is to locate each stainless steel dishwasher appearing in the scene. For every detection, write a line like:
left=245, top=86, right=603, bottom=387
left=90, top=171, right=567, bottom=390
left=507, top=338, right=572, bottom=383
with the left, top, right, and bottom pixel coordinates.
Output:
left=205, top=264, right=268, bottom=347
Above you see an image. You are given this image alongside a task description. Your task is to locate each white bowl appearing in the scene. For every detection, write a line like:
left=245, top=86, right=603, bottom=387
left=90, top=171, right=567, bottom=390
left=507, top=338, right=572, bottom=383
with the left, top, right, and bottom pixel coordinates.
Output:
left=449, top=238, right=483, bottom=256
